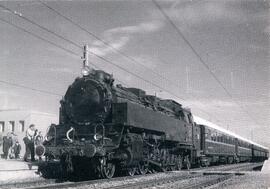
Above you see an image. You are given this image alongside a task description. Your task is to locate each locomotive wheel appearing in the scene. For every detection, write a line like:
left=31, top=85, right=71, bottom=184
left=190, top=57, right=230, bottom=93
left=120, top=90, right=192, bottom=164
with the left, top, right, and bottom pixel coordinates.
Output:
left=127, top=167, right=137, bottom=176
left=138, top=162, right=148, bottom=175
left=100, top=157, right=115, bottom=179
left=162, top=166, right=169, bottom=172
left=170, top=165, right=176, bottom=171
left=149, top=166, right=157, bottom=174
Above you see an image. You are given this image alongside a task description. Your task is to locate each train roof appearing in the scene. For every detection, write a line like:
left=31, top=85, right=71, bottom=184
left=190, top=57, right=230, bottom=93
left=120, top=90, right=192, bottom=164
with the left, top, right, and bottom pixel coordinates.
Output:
left=193, top=116, right=268, bottom=150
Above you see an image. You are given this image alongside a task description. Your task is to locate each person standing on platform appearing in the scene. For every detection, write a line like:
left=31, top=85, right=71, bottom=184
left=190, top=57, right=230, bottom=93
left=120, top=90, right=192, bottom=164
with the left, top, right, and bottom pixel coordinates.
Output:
left=35, top=131, right=43, bottom=146
left=0, top=133, right=3, bottom=154
left=3, top=134, right=13, bottom=159
left=23, top=124, right=36, bottom=162
left=13, top=140, right=21, bottom=159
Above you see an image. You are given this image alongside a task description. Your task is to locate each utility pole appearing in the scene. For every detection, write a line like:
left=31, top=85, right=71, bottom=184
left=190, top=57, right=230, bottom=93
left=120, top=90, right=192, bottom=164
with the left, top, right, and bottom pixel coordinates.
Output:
left=83, top=44, right=89, bottom=68
left=82, top=45, right=90, bottom=76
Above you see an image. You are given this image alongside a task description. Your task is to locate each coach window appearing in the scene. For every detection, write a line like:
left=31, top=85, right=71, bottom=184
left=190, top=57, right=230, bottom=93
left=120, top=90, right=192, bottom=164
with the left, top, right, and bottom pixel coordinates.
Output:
left=213, top=131, right=216, bottom=141
left=221, top=135, right=224, bottom=143
left=218, top=133, right=221, bottom=142
left=211, top=132, right=215, bottom=141
left=0, top=121, right=4, bottom=132
left=205, top=129, right=211, bottom=140
left=208, top=129, right=212, bottom=140
left=205, top=129, right=208, bottom=139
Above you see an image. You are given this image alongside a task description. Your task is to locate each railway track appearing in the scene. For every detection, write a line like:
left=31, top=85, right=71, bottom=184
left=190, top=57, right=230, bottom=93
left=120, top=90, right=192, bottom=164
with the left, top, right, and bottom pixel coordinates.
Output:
left=1, top=172, right=186, bottom=189
left=190, top=162, right=263, bottom=173
left=11, top=172, right=202, bottom=189
left=0, top=162, right=262, bottom=189
left=19, top=173, right=234, bottom=189
left=147, top=174, right=234, bottom=189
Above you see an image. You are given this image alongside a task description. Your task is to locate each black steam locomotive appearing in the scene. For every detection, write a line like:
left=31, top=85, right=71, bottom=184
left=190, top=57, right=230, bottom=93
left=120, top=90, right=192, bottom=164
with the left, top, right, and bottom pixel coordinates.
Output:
left=37, top=69, right=268, bottom=179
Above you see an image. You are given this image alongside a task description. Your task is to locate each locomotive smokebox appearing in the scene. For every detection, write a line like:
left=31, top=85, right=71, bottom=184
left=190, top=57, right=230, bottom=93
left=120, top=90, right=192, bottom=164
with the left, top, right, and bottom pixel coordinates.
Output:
left=63, top=77, right=111, bottom=125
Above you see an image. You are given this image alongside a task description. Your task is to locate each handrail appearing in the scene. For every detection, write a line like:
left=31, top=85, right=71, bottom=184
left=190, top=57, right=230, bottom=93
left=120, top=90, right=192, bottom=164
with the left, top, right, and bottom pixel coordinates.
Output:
left=66, top=127, right=74, bottom=143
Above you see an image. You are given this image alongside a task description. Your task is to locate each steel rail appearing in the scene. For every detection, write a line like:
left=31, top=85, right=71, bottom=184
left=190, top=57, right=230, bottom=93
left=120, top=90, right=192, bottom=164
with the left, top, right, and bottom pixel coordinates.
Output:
left=22, top=173, right=200, bottom=189
left=2, top=162, right=263, bottom=189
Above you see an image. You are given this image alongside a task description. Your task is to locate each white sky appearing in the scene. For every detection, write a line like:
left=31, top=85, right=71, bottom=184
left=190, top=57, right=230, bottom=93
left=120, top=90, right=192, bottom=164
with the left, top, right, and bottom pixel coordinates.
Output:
left=0, top=0, right=269, bottom=147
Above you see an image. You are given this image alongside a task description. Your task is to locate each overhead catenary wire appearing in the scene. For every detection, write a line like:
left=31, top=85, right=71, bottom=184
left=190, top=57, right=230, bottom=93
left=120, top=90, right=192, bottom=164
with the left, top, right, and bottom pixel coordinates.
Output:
left=0, top=18, right=127, bottom=97
left=0, top=4, right=187, bottom=100
left=38, top=0, right=178, bottom=87
left=0, top=17, right=128, bottom=96
left=0, top=4, right=218, bottom=120
left=0, top=4, right=82, bottom=50
left=151, top=0, right=261, bottom=127
left=0, top=79, right=62, bottom=96
left=37, top=1, right=222, bottom=121
left=0, top=17, right=80, bottom=57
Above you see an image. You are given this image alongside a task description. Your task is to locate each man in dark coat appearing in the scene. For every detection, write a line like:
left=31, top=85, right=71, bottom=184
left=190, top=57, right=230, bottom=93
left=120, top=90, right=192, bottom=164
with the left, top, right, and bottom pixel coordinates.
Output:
left=0, top=133, right=3, bottom=151
left=13, top=140, right=21, bottom=159
left=3, top=135, right=13, bottom=159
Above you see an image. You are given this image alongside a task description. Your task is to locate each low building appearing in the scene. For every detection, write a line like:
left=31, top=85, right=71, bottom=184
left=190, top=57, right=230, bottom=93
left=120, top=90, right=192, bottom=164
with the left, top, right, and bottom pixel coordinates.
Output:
left=0, top=109, right=58, bottom=157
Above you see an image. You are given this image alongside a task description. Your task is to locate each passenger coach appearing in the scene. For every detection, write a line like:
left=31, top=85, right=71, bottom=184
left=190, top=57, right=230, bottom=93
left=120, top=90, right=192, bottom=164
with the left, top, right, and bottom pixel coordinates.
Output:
left=194, top=117, right=268, bottom=166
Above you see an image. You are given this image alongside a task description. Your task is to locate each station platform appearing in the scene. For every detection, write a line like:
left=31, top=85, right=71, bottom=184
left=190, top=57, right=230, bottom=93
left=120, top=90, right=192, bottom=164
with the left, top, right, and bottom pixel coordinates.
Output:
left=216, top=160, right=270, bottom=189
left=261, top=159, right=270, bottom=173
left=0, top=159, right=40, bottom=185
left=0, top=158, right=35, bottom=171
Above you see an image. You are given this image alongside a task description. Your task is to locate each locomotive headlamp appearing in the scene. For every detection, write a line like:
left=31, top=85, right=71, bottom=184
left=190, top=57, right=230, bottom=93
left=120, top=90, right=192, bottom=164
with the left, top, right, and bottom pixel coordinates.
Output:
left=81, top=66, right=90, bottom=76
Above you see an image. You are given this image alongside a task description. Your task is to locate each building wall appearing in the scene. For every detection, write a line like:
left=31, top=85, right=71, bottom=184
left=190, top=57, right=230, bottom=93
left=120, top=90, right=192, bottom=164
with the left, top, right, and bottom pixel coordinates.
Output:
left=0, top=110, right=58, bottom=157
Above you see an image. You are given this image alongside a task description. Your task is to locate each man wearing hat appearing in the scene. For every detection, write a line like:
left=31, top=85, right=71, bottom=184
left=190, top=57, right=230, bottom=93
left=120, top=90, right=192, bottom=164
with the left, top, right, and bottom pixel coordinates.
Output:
left=23, top=124, right=36, bottom=162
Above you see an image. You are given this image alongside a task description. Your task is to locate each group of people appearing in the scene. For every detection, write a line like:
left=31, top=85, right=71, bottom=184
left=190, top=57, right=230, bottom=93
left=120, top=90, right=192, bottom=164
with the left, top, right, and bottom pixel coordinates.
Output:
left=1, top=132, right=21, bottom=159
left=0, top=124, right=43, bottom=162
